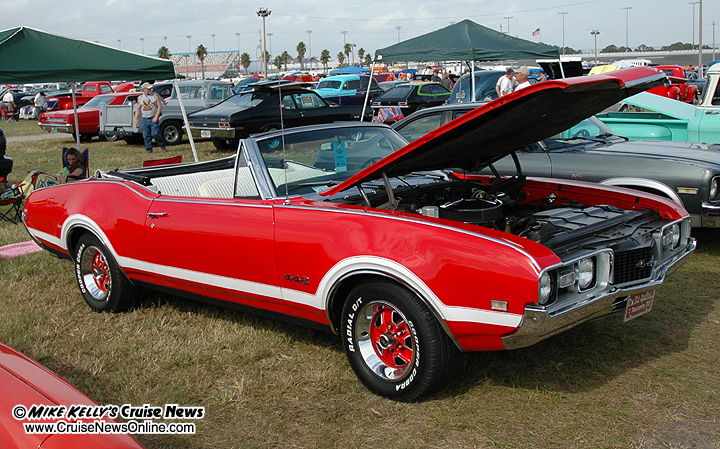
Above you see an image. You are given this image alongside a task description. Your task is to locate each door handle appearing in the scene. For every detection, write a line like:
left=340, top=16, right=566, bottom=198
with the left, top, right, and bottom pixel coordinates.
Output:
left=705, top=110, right=719, bottom=115
left=147, top=212, right=169, bottom=218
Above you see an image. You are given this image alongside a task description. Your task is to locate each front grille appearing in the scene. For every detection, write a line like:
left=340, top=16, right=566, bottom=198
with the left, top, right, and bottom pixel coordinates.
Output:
left=613, top=246, right=654, bottom=285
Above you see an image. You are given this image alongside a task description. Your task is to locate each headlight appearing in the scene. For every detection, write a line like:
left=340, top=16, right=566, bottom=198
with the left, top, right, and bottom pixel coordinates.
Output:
left=710, top=176, right=719, bottom=202
left=662, top=223, right=681, bottom=249
left=538, top=271, right=555, bottom=305
left=577, top=257, right=595, bottom=290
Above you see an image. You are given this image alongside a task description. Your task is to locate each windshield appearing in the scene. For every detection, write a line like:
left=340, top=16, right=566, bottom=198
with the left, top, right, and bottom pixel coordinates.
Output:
left=81, top=96, right=116, bottom=108
left=542, top=116, right=618, bottom=149
left=316, top=80, right=342, bottom=90
left=255, top=126, right=408, bottom=195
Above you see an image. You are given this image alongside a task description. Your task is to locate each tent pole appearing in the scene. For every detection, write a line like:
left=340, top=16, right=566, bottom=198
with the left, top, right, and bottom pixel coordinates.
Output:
left=174, top=78, right=198, bottom=162
left=471, top=61, right=476, bottom=102
left=360, top=61, right=376, bottom=122
left=71, top=83, right=81, bottom=150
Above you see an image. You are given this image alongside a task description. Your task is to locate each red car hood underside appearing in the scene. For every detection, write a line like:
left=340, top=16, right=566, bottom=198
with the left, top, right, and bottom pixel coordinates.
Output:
left=322, top=66, right=665, bottom=196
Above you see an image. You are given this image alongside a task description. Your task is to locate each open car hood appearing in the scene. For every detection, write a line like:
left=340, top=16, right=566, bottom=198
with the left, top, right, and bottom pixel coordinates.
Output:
left=322, top=67, right=665, bottom=196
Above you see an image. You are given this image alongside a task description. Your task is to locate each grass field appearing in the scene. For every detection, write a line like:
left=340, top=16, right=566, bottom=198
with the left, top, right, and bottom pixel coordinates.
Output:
left=1, top=121, right=719, bottom=449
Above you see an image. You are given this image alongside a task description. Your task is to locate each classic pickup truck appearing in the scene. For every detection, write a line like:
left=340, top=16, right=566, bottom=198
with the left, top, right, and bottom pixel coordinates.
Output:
left=99, top=79, right=233, bottom=145
left=48, top=81, right=115, bottom=110
left=597, top=63, right=719, bottom=144
left=651, top=65, right=700, bottom=103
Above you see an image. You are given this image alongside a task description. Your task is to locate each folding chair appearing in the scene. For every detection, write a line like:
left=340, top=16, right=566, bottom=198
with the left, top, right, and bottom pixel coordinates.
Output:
left=0, top=183, right=24, bottom=224
left=143, top=155, right=182, bottom=167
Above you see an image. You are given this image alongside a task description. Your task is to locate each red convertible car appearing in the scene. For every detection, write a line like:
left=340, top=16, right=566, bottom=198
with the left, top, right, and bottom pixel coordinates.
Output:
left=38, top=92, right=141, bottom=141
left=0, top=342, right=145, bottom=449
left=22, top=67, right=695, bottom=401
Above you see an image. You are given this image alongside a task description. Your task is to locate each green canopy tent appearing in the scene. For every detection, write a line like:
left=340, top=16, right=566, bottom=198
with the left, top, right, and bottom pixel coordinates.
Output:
left=0, top=27, right=198, bottom=160
left=375, top=19, right=559, bottom=63
left=367, top=20, right=561, bottom=110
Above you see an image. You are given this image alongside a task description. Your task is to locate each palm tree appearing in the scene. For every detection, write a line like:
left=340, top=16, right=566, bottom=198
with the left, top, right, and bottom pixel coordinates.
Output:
left=240, top=52, right=252, bottom=75
left=357, top=48, right=365, bottom=62
left=196, top=44, right=208, bottom=78
left=343, top=43, right=352, bottom=65
left=274, top=55, right=283, bottom=72
left=296, top=41, right=306, bottom=70
left=320, top=49, right=330, bottom=72
left=157, top=46, right=171, bottom=59
left=337, top=52, right=345, bottom=67
left=364, top=54, right=372, bottom=66
left=280, top=51, right=290, bottom=71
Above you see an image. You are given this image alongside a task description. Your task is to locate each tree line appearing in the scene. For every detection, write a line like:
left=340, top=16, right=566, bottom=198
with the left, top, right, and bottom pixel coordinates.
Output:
left=555, top=41, right=714, bottom=55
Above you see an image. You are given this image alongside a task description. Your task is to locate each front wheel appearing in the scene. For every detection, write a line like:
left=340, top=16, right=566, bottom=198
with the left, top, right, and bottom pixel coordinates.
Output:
left=74, top=233, right=138, bottom=312
left=211, top=137, right=239, bottom=151
left=101, top=134, right=119, bottom=142
left=160, top=121, right=182, bottom=145
left=341, top=281, right=459, bottom=401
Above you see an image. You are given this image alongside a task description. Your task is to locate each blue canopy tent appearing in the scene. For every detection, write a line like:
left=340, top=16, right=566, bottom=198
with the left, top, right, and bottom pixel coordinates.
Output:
left=329, top=66, right=371, bottom=75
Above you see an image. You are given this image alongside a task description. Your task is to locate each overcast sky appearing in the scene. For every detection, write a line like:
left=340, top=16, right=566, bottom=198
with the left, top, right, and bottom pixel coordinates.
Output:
left=3, top=0, right=719, bottom=60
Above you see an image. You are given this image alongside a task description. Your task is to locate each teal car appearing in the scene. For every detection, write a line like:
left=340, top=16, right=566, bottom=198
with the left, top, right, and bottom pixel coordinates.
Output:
left=597, top=63, right=720, bottom=144
left=315, top=74, right=382, bottom=106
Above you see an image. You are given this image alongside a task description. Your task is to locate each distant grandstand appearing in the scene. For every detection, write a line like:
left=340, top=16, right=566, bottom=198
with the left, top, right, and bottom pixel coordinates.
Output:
left=170, top=51, right=249, bottom=78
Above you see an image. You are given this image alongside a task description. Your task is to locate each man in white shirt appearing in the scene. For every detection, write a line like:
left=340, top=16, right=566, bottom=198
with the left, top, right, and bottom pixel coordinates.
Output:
left=515, top=67, right=532, bottom=91
left=495, top=68, right=515, bottom=97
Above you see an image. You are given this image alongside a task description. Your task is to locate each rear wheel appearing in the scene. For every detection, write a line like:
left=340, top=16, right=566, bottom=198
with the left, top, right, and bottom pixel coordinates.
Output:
left=160, top=121, right=182, bottom=145
left=74, top=233, right=138, bottom=313
left=260, top=124, right=280, bottom=133
left=341, top=281, right=459, bottom=401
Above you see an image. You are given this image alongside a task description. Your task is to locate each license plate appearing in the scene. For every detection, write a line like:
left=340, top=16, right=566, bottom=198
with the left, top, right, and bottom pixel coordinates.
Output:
left=200, top=130, right=211, bottom=138
left=51, top=127, right=57, bottom=132
left=624, top=290, right=655, bottom=322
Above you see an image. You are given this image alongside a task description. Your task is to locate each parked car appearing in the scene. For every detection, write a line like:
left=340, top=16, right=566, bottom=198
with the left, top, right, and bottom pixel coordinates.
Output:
left=0, top=341, right=146, bottom=449
left=232, top=77, right=263, bottom=94
left=99, top=79, right=234, bottom=145
left=371, top=82, right=451, bottom=121
left=314, top=74, right=383, bottom=106
left=597, top=62, right=720, bottom=143
left=647, top=65, right=699, bottom=103
left=38, top=92, right=140, bottom=141
left=187, top=81, right=369, bottom=151
left=23, top=67, right=695, bottom=401
left=393, top=102, right=720, bottom=228
left=378, top=80, right=409, bottom=91
left=447, top=69, right=506, bottom=103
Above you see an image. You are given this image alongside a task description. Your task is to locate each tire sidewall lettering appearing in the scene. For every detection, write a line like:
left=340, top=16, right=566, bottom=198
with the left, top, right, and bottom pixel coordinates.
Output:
left=395, top=318, right=419, bottom=392
left=75, top=243, right=87, bottom=294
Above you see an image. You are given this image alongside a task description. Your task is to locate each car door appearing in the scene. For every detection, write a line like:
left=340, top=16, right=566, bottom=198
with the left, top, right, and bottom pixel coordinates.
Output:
left=142, top=158, right=285, bottom=313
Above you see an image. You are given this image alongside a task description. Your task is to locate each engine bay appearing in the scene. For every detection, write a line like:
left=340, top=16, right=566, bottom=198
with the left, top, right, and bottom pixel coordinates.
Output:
left=343, top=174, right=660, bottom=254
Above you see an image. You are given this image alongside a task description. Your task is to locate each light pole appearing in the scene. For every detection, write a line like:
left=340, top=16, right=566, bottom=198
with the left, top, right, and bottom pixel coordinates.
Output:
left=257, top=7, right=271, bottom=78
left=117, top=39, right=121, bottom=49
left=140, top=37, right=144, bottom=54
left=341, top=30, right=348, bottom=47
left=713, top=21, right=717, bottom=62
left=698, top=0, right=703, bottom=77
left=591, top=30, right=600, bottom=65
left=622, top=7, right=632, bottom=51
left=266, top=33, right=273, bottom=59
left=307, top=30, right=312, bottom=70
left=558, top=12, right=568, bottom=54
left=187, top=35, right=192, bottom=78
left=163, top=36, right=167, bottom=48
left=504, top=16, right=513, bottom=35
left=395, top=26, right=402, bottom=42
left=689, top=2, right=698, bottom=48
left=212, top=34, right=216, bottom=52
left=236, top=33, right=241, bottom=73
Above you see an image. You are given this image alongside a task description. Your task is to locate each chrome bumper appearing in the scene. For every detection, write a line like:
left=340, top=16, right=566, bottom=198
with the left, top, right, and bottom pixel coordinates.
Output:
left=39, top=123, right=72, bottom=133
left=701, top=203, right=720, bottom=227
left=189, top=127, right=236, bottom=139
left=502, top=237, right=696, bottom=350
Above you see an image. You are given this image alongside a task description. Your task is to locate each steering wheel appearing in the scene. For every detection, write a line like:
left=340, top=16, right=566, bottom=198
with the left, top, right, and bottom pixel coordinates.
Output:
left=572, top=129, right=590, bottom=139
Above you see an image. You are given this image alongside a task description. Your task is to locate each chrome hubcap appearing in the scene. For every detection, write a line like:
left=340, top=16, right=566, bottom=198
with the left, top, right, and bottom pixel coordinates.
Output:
left=355, top=300, right=415, bottom=381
